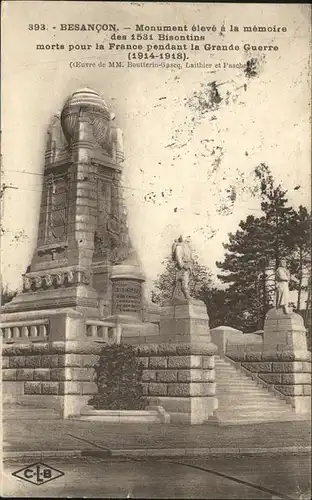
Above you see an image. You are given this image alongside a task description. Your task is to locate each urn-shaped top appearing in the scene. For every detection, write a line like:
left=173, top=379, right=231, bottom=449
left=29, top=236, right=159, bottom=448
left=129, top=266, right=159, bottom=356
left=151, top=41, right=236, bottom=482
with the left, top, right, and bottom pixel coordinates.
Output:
left=61, top=87, right=111, bottom=144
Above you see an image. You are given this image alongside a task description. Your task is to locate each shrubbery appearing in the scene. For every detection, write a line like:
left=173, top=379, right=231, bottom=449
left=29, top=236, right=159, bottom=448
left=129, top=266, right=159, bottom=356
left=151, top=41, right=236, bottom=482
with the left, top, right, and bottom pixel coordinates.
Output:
left=88, top=343, right=147, bottom=410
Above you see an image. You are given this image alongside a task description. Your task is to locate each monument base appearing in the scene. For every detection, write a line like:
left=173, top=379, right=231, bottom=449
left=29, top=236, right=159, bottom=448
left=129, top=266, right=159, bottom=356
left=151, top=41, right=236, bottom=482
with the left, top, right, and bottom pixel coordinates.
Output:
left=1, top=284, right=99, bottom=318
left=159, top=298, right=211, bottom=344
left=137, top=342, right=218, bottom=424
left=233, top=308, right=311, bottom=415
left=131, top=299, right=219, bottom=424
left=263, top=308, right=308, bottom=351
left=2, top=341, right=104, bottom=418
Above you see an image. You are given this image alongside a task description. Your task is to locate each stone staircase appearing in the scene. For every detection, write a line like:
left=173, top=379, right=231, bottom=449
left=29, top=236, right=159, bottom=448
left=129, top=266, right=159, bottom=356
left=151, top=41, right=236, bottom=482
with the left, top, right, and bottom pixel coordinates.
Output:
left=2, top=403, right=60, bottom=420
left=214, top=356, right=303, bottom=425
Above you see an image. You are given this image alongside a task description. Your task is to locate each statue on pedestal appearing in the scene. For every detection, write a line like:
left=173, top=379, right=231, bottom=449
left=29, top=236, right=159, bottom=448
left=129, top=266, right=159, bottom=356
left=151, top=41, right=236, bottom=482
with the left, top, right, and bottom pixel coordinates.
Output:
left=275, top=259, right=290, bottom=314
left=171, top=236, right=193, bottom=300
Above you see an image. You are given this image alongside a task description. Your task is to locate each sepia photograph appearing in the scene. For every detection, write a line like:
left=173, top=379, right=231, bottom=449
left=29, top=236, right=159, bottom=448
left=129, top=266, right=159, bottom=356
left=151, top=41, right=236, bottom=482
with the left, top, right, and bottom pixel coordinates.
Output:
left=1, top=1, right=311, bottom=498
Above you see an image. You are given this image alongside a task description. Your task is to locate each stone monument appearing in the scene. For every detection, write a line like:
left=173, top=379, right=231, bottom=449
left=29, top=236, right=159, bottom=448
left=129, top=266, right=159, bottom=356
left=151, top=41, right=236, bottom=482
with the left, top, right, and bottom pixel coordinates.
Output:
left=261, top=260, right=311, bottom=413
left=263, top=260, right=305, bottom=351
left=171, top=235, right=192, bottom=300
left=1, top=87, right=157, bottom=341
left=140, top=237, right=218, bottom=424
left=1, top=87, right=158, bottom=416
left=275, top=259, right=290, bottom=314
left=159, top=236, right=212, bottom=344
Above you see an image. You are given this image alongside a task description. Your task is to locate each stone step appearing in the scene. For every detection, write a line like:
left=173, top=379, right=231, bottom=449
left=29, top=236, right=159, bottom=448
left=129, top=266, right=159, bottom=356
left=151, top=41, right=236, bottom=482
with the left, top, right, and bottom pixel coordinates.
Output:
left=219, top=408, right=294, bottom=419
left=216, top=385, right=270, bottom=392
left=219, top=405, right=293, bottom=413
left=218, top=399, right=287, bottom=407
left=216, top=407, right=295, bottom=415
left=217, top=390, right=279, bottom=397
left=215, top=364, right=241, bottom=367
left=215, top=365, right=243, bottom=368
left=215, top=376, right=258, bottom=381
left=216, top=380, right=260, bottom=386
left=214, top=416, right=300, bottom=425
left=217, top=386, right=275, bottom=392
left=213, top=358, right=299, bottom=424
left=218, top=399, right=281, bottom=406
left=215, top=371, right=253, bottom=376
left=219, top=398, right=289, bottom=409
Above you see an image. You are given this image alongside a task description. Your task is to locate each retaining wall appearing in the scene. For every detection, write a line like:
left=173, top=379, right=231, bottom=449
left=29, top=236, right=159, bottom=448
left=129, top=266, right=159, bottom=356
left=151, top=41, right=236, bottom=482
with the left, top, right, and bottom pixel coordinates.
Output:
left=2, top=340, right=218, bottom=423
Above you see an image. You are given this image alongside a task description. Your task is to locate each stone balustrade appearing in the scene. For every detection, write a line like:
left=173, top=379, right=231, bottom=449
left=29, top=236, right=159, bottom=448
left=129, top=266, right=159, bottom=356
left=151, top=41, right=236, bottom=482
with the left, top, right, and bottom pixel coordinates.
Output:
left=225, top=341, right=263, bottom=358
left=0, top=320, right=49, bottom=343
left=210, top=326, right=263, bottom=356
left=85, top=320, right=122, bottom=344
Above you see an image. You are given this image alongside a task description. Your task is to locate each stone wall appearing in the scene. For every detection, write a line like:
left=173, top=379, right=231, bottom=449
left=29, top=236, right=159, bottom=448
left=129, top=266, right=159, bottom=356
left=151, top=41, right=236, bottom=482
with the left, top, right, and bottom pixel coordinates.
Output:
left=136, top=342, right=218, bottom=424
left=2, top=340, right=218, bottom=423
left=227, top=350, right=311, bottom=413
left=2, top=341, right=101, bottom=417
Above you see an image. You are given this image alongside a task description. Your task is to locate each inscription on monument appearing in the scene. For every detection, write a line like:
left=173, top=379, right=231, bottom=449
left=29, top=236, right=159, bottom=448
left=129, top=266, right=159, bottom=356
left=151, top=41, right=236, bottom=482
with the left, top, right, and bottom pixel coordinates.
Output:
left=112, top=279, right=142, bottom=314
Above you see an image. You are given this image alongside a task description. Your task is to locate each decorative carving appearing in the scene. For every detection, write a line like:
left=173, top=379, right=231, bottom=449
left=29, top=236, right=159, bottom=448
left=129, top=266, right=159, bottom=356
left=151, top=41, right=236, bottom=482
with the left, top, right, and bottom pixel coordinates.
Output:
left=60, top=88, right=124, bottom=161
left=55, top=273, right=65, bottom=286
left=44, top=274, right=53, bottom=288
left=21, top=269, right=93, bottom=292
left=93, top=230, right=109, bottom=259
left=66, top=270, right=75, bottom=285
left=83, top=271, right=91, bottom=285
left=22, top=276, right=31, bottom=292
left=33, top=276, right=42, bottom=290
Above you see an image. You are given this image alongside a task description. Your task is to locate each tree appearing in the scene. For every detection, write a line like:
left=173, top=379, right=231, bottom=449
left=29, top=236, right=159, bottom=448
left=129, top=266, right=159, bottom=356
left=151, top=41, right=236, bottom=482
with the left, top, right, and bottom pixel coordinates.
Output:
left=152, top=253, right=213, bottom=305
left=286, top=206, right=311, bottom=311
left=200, top=287, right=232, bottom=329
left=216, top=214, right=276, bottom=331
left=1, top=285, right=17, bottom=306
left=216, top=164, right=311, bottom=331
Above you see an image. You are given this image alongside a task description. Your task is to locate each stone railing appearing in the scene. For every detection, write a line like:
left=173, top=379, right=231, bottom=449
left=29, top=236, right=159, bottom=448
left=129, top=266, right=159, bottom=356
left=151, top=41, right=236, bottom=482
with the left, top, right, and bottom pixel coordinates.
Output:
left=0, top=319, right=49, bottom=343
left=225, top=340, right=263, bottom=359
left=211, top=325, right=263, bottom=357
left=85, top=320, right=122, bottom=344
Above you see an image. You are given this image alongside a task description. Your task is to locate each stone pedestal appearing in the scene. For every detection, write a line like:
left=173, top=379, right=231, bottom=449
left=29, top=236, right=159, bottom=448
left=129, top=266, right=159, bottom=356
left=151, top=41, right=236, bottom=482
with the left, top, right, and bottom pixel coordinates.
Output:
left=137, top=343, right=218, bottom=424
left=160, top=298, right=211, bottom=344
left=109, top=263, right=160, bottom=344
left=234, top=308, right=311, bottom=415
left=110, top=263, right=145, bottom=321
left=142, top=298, right=219, bottom=424
left=263, top=308, right=308, bottom=352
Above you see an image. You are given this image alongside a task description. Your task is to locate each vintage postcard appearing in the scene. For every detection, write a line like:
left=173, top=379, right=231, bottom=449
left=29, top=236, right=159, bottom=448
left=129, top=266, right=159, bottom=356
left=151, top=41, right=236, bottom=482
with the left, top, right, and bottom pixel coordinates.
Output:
left=1, top=1, right=311, bottom=498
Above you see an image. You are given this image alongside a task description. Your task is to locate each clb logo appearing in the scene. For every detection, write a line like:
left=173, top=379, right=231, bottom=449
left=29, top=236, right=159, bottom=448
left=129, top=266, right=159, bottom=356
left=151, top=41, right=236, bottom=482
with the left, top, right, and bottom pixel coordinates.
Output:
left=12, top=462, right=64, bottom=485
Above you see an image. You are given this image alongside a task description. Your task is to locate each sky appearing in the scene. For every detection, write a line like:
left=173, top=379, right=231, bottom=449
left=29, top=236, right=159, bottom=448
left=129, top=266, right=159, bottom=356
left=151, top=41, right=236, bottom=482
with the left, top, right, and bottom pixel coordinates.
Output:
left=1, top=2, right=311, bottom=298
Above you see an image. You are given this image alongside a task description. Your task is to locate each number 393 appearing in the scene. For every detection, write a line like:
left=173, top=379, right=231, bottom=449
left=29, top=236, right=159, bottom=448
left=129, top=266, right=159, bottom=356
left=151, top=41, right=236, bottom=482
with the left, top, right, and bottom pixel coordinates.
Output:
left=28, top=24, right=46, bottom=30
